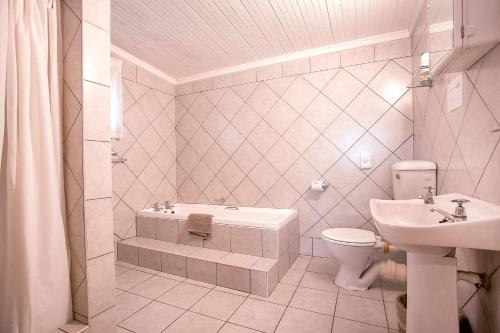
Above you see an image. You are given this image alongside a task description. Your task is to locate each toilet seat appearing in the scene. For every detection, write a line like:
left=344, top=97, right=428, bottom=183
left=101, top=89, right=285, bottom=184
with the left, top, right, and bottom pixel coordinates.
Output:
left=321, top=228, right=376, bottom=247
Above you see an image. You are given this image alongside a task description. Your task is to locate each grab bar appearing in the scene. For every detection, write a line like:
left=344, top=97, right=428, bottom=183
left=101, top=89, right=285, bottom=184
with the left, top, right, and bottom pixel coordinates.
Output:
left=225, top=206, right=239, bottom=210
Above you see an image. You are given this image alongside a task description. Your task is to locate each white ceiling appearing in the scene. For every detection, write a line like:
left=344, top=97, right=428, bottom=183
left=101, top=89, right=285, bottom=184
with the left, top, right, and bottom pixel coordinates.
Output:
left=111, top=0, right=421, bottom=80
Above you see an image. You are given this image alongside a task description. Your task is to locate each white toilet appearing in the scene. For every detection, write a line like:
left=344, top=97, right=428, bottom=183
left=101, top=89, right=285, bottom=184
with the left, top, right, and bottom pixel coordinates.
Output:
left=321, top=160, right=437, bottom=290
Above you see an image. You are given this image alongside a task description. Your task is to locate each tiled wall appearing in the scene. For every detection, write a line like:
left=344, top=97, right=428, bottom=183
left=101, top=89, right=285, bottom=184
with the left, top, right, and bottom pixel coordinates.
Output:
left=411, top=3, right=500, bottom=331
left=111, top=59, right=176, bottom=252
left=62, top=0, right=116, bottom=330
left=174, top=38, right=414, bottom=257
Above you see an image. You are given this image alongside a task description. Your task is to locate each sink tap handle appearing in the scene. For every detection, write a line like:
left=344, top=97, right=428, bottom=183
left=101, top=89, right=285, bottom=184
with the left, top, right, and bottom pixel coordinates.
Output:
left=451, top=199, right=469, bottom=206
left=451, top=199, right=469, bottom=220
left=423, top=186, right=436, bottom=193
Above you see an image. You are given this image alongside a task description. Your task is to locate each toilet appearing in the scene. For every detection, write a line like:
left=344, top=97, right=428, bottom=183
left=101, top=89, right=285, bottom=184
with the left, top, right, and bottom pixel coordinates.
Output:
left=321, top=160, right=437, bottom=290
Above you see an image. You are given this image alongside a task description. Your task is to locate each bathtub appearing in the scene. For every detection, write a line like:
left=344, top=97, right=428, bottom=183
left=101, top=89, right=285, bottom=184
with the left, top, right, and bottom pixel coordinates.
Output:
left=138, top=203, right=297, bottom=229
left=136, top=203, right=300, bottom=260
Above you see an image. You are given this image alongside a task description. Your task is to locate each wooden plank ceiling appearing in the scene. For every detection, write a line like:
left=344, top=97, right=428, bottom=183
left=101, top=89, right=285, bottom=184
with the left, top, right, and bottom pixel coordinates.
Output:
left=111, top=0, right=420, bottom=79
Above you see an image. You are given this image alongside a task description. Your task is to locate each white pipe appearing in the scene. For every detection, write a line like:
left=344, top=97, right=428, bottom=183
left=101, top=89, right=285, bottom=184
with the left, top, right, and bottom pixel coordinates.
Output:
left=381, top=260, right=408, bottom=281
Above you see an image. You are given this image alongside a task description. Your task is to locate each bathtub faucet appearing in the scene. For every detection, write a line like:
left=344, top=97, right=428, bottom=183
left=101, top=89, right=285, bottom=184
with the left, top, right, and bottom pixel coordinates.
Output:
left=163, top=201, right=175, bottom=214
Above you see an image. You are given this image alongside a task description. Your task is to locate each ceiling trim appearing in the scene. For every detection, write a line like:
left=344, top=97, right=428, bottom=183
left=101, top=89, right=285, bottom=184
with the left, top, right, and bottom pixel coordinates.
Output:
left=111, top=45, right=177, bottom=83
left=175, top=29, right=410, bottom=84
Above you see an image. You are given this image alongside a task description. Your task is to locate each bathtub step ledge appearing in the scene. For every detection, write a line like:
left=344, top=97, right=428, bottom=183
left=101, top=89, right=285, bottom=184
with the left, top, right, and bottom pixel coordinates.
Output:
left=117, top=237, right=290, bottom=297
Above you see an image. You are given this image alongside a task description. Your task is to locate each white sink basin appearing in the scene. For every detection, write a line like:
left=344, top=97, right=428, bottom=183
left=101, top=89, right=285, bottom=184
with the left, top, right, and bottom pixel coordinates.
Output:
left=370, top=193, right=500, bottom=254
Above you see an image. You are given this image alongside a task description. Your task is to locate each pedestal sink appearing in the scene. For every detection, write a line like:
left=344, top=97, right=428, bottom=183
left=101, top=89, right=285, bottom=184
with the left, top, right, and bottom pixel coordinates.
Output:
left=370, top=193, right=500, bottom=333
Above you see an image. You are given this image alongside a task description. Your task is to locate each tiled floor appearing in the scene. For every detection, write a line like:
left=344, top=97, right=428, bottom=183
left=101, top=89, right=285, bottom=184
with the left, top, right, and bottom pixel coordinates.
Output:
left=115, top=256, right=406, bottom=333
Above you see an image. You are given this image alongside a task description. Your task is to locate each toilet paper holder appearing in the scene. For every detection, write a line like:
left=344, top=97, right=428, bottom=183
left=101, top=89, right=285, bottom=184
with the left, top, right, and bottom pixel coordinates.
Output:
left=311, top=180, right=329, bottom=191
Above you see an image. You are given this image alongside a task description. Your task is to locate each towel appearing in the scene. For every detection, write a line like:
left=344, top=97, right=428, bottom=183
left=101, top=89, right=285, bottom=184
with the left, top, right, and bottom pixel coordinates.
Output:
left=187, top=213, right=213, bottom=239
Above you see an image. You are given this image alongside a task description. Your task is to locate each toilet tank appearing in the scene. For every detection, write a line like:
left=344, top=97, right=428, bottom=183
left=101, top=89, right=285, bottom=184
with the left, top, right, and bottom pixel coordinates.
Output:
left=392, top=160, right=437, bottom=200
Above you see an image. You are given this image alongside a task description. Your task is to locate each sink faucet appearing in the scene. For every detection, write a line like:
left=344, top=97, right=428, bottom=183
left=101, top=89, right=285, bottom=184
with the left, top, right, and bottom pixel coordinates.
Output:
left=431, top=199, right=470, bottom=223
left=420, top=186, right=436, bottom=204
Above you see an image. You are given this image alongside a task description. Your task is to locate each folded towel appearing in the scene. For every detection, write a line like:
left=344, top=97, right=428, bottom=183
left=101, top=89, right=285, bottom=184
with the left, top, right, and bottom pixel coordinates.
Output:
left=187, top=213, right=213, bottom=239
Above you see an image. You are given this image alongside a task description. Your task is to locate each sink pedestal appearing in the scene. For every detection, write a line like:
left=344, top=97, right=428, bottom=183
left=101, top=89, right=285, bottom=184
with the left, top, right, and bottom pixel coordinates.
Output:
left=407, top=252, right=458, bottom=333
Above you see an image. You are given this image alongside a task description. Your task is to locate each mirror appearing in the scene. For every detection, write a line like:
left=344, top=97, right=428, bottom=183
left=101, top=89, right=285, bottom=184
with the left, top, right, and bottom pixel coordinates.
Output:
left=428, top=0, right=454, bottom=74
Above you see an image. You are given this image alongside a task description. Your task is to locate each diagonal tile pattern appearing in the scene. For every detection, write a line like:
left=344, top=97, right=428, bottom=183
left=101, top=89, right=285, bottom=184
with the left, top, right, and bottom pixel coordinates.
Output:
left=412, top=24, right=500, bottom=333
left=111, top=59, right=176, bottom=252
left=175, top=41, right=413, bottom=257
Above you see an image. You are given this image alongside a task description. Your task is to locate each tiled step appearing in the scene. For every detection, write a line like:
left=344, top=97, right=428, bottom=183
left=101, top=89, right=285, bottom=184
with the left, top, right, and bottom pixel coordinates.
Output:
left=117, top=237, right=286, bottom=297
left=53, top=321, right=88, bottom=333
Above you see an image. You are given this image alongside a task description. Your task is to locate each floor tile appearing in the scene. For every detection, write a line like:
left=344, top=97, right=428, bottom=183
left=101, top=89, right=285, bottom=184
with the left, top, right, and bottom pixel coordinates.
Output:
left=116, top=269, right=153, bottom=290
left=117, top=261, right=160, bottom=275
left=163, top=311, right=224, bottom=333
left=116, top=292, right=151, bottom=323
left=275, top=307, right=333, bottom=333
left=299, top=271, right=338, bottom=292
left=381, top=281, right=407, bottom=303
left=338, top=281, right=383, bottom=300
left=117, top=328, right=132, bottom=333
left=335, top=294, right=387, bottom=327
left=218, top=323, right=261, bottom=333
left=250, top=283, right=297, bottom=305
left=116, top=288, right=125, bottom=297
left=384, top=301, right=399, bottom=330
left=332, top=317, right=387, bottom=333
left=157, top=272, right=186, bottom=281
left=306, top=257, right=339, bottom=275
left=290, top=256, right=311, bottom=270
left=119, top=301, right=184, bottom=333
left=280, top=268, right=305, bottom=285
left=115, top=264, right=130, bottom=276
left=191, top=290, right=246, bottom=320
left=229, top=298, right=286, bottom=333
left=184, top=278, right=216, bottom=289
left=157, top=282, right=211, bottom=309
left=129, top=275, right=180, bottom=299
left=214, top=286, right=250, bottom=297
left=289, top=287, right=337, bottom=315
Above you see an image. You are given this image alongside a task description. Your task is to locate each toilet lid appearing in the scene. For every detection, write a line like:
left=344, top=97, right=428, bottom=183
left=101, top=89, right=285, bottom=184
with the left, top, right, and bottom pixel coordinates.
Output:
left=321, top=228, right=376, bottom=246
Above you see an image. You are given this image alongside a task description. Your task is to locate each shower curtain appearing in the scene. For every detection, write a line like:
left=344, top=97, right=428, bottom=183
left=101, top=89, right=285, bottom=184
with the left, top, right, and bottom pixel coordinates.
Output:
left=0, top=0, right=73, bottom=332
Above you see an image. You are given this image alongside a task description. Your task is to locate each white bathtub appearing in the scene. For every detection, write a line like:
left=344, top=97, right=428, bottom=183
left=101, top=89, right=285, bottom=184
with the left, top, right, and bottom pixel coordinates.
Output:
left=138, top=203, right=297, bottom=229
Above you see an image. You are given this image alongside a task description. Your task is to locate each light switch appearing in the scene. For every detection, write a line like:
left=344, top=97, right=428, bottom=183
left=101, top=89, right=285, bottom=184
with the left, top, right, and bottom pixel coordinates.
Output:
left=360, top=153, right=371, bottom=169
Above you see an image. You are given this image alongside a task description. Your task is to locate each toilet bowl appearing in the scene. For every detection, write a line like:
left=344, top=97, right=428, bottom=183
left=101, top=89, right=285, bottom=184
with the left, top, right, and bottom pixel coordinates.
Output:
left=321, top=228, right=385, bottom=290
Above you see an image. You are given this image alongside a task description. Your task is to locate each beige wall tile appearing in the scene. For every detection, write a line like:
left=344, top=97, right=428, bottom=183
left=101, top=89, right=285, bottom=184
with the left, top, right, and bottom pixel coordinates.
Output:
left=83, top=81, right=110, bottom=141
left=82, top=22, right=110, bottom=85
left=187, top=258, right=217, bottom=284
left=203, top=223, right=230, bottom=251
left=87, top=253, right=116, bottom=317
left=136, top=216, right=156, bottom=239
left=83, top=0, right=110, bottom=31
left=84, top=141, right=112, bottom=199
left=178, top=220, right=204, bottom=247
left=117, top=243, right=138, bottom=265
left=85, top=198, right=114, bottom=259
left=157, top=218, right=179, bottom=243
left=217, top=264, right=251, bottom=293
left=230, top=226, right=263, bottom=257
left=262, top=229, right=278, bottom=258
left=138, top=248, right=161, bottom=271
left=161, top=253, right=188, bottom=277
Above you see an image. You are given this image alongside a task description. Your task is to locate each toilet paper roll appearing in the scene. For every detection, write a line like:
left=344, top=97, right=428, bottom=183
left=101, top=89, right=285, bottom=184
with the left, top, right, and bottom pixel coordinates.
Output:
left=311, top=180, right=325, bottom=191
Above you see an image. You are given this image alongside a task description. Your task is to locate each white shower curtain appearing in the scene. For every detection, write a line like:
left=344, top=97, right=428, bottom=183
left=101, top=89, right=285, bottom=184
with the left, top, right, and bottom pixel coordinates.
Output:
left=0, top=0, right=72, bottom=332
